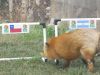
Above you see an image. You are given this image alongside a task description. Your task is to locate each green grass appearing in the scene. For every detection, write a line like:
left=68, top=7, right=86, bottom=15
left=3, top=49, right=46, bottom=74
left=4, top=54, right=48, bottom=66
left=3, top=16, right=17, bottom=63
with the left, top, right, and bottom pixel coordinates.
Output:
left=0, top=59, right=100, bottom=75
left=0, top=25, right=43, bottom=58
left=0, top=25, right=100, bottom=75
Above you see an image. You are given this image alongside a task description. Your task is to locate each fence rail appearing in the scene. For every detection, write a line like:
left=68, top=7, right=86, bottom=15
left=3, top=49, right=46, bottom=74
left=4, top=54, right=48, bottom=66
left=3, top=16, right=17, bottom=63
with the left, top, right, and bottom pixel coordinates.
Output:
left=0, top=22, right=46, bottom=61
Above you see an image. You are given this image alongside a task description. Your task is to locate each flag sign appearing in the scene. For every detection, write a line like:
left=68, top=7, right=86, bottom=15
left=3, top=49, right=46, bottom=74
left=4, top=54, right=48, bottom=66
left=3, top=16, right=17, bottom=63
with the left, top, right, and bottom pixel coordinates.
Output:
left=10, top=25, right=21, bottom=32
left=69, top=19, right=96, bottom=30
left=2, top=23, right=29, bottom=34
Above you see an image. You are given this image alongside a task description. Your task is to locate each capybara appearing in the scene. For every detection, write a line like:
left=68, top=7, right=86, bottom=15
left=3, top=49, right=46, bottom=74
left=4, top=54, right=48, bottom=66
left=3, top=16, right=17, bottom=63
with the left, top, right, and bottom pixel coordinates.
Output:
left=41, top=29, right=100, bottom=72
left=96, top=35, right=100, bottom=56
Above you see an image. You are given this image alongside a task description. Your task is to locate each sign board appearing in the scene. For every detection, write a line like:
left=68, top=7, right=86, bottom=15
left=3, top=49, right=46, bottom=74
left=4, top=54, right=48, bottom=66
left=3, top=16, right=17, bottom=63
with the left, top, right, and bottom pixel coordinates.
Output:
left=69, top=19, right=96, bottom=30
left=2, top=23, right=29, bottom=34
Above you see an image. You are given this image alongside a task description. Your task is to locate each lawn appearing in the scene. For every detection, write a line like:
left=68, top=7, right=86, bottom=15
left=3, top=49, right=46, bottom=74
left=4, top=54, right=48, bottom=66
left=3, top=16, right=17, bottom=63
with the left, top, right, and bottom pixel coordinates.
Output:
left=0, top=25, right=100, bottom=75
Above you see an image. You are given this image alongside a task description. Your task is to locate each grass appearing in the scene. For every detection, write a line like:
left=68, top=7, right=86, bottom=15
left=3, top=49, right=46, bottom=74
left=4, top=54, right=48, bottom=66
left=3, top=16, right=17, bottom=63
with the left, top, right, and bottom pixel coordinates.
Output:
left=0, top=59, right=100, bottom=75
left=0, top=25, right=43, bottom=58
left=0, top=25, right=100, bottom=75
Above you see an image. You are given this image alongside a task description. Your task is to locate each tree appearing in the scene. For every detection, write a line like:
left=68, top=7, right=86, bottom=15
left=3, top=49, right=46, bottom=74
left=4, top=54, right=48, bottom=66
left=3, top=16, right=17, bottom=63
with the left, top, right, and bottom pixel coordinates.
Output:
left=0, top=0, right=9, bottom=21
left=9, top=0, right=13, bottom=22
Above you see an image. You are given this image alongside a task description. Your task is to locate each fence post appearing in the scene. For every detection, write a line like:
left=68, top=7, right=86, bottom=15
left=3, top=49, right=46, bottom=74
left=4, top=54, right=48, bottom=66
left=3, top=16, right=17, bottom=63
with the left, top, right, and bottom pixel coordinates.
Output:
left=54, top=19, right=61, bottom=37
left=40, top=23, right=46, bottom=50
left=40, top=23, right=48, bottom=62
left=53, top=19, right=61, bottom=64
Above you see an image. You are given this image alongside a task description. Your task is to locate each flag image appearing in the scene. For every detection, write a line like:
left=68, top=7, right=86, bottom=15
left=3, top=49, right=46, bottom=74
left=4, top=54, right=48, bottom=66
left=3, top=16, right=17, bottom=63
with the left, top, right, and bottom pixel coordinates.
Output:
left=76, top=20, right=90, bottom=28
left=2, top=24, right=10, bottom=34
left=4, top=25, right=9, bottom=33
left=2, top=23, right=30, bottom=34
left=10, top=25, right=22, bottom=32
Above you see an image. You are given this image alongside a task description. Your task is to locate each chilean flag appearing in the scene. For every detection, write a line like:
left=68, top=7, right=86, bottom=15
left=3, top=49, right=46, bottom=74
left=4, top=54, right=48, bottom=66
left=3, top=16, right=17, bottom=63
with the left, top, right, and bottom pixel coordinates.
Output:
left=10, top=25, right=21, bottom=32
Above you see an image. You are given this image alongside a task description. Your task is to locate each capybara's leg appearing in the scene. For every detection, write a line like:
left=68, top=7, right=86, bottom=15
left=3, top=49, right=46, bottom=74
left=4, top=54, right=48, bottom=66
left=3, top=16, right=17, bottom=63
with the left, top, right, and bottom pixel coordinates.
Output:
left=87, top=59, right=94, bottom=72
left=63, top=60, right=70, bottom=68
left=81, top=58, right=87, bottom=67
left=80, top=48, right=95, bottom=72
left=81, top=58, right=95, bottom=68
left=54, top=59, right=59, bottom=65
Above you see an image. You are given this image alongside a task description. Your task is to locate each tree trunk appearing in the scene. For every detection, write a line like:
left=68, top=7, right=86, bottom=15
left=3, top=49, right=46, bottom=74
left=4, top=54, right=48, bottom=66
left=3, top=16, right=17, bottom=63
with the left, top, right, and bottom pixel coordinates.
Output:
left=9, top=0, right=13, bottom=22
left=21, top=0, right=27, bottom=22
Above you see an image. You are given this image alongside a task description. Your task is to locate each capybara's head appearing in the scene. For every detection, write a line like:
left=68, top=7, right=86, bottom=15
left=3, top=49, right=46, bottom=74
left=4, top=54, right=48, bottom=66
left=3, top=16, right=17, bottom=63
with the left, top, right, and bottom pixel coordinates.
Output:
left=41, top=37, right=59, bottom=61
left=41, top=43, right=55, bottom=60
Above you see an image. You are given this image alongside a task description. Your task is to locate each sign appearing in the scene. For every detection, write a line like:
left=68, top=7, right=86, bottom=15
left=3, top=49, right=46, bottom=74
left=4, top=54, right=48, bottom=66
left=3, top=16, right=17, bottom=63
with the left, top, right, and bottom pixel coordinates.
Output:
left=2, top=23, right=29, bottom=34
left=69, top=19, right=96, bottom=30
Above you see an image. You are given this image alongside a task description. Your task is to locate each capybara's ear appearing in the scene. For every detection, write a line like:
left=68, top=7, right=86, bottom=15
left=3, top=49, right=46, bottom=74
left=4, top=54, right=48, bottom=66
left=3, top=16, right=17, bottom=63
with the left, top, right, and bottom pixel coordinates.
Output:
left=46, top=42, right=49, bottom=47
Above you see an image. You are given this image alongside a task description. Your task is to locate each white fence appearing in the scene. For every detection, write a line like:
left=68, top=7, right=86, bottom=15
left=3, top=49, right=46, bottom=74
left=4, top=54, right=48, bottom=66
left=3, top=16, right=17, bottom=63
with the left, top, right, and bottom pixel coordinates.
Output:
left=0, top=18, right=100, bottom=61
left=0, top=22, right=47, bottom=61
left=53, top=18, right=100, bottom=36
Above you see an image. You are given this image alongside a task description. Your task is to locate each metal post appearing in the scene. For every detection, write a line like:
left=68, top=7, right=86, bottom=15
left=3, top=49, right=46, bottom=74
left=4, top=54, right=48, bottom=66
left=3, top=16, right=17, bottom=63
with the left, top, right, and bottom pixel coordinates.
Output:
left=54, top=19, right=61, bottom=37
left=53, top=19, right=61, bottom=64
left=55, top=25, right=58, bottom=37
left=40, top=23, right=48, bottom=62
left=40, top=23, right=46, bottom=50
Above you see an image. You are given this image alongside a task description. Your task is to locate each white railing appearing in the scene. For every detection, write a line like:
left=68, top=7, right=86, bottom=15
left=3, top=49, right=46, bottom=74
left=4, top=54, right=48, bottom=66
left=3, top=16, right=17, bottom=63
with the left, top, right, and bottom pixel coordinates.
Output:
left=0, top=22, right=47, bottom=61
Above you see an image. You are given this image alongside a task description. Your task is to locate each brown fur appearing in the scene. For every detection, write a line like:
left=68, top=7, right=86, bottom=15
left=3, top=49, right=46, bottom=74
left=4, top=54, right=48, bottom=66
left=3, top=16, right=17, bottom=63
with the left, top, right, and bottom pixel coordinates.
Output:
left=96, top=33, right=100, bottom=56
left=42, top=29, right=100, bottom=72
